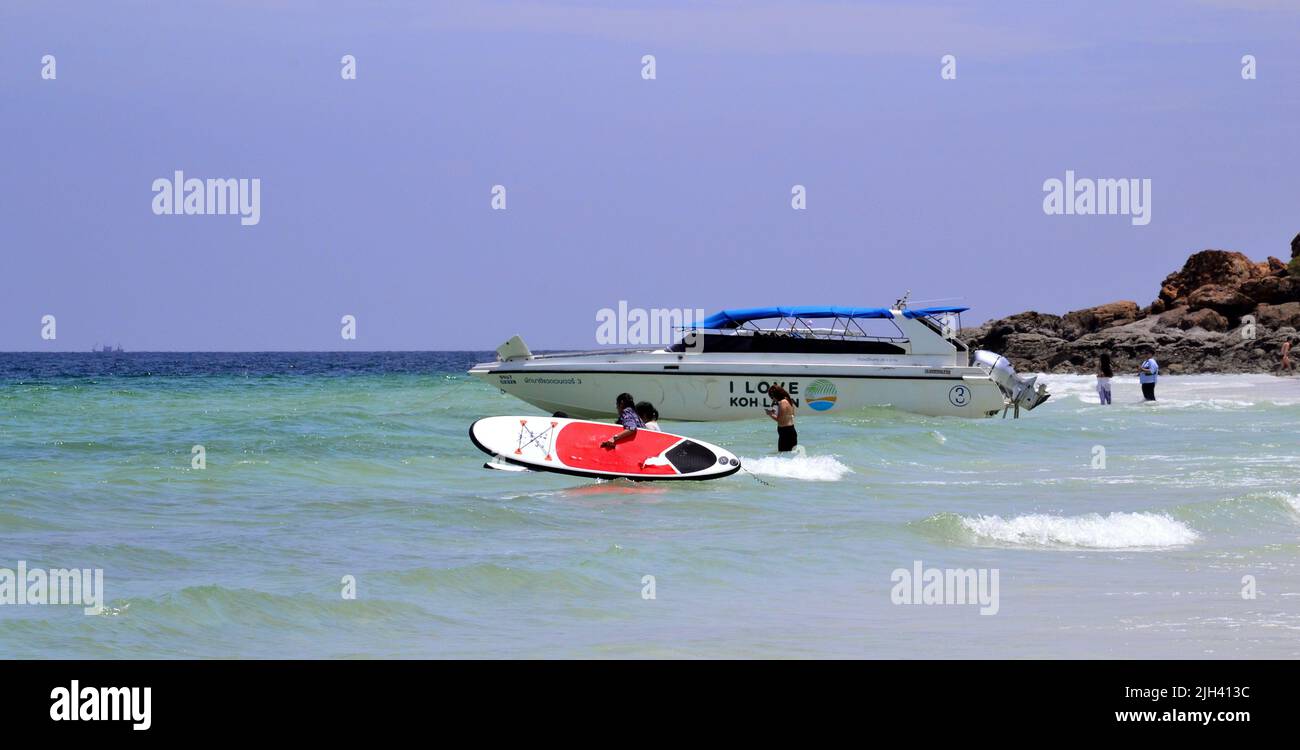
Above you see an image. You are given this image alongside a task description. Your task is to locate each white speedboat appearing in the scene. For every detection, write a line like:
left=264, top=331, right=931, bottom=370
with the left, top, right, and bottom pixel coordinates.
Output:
left=468, top=304, right=1048, bottom=421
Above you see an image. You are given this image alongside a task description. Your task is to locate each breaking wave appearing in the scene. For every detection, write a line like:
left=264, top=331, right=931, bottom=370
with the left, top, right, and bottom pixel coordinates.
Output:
left=740, top=454, right=854, bottom=482
left=920, top=511, right=1200, bottom=549
left=962, top=511, right=1199, bottom=549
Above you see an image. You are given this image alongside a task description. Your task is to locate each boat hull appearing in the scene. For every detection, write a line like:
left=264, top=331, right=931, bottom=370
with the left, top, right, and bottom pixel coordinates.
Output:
left=469, top=361, right=1006, bottom=420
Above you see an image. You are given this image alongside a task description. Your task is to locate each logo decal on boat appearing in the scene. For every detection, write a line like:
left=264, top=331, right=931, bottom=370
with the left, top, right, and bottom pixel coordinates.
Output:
left=806, top=379, right=838, bottom=411
left=948, top=384, right=971, bottom=407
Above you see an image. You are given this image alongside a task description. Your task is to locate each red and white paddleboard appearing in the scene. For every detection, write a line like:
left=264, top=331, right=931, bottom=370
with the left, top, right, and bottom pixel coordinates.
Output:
left=469, top=416, right=741, bottom=481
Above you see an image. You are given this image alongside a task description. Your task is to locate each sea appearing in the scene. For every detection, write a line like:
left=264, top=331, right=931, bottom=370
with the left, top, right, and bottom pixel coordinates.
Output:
left=1, top=352, right=1297, bottom=658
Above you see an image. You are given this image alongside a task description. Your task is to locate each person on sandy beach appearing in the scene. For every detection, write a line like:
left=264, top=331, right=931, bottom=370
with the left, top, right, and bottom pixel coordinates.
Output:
left=600, top=392, right=644, bottom=449
left=765, top=384, right=798, bottom=452
left=1138, top=351, right=1159, bottom=401
left=1096, top=352, right=1114, bottom=405
left=1279, top=339, right=1294, bottom=375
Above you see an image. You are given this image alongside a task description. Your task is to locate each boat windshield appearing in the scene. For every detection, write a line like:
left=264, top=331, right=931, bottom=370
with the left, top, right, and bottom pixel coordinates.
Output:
left=910, top=311, right=966, bottom=349
left=708, top=314, right=906, bottom=341
left=667, top=314, right=910, bottom=354
left=664, top=307, right=967, bottom=353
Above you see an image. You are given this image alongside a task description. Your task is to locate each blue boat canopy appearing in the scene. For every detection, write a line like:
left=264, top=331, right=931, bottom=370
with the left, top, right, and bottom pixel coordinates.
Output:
left=901, top=305, right=969, bottom=319
left=695, top=306, right=968, bottom=329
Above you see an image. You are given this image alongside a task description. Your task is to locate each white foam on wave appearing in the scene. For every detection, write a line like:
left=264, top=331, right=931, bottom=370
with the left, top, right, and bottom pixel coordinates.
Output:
left=740, top=454, right=854, bottom=482
left=960, top=511, right=1200, bottom=549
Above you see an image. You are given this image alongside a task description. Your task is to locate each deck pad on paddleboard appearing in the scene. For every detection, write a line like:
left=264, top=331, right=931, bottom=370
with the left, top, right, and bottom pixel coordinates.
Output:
left=470, top=416, right=740, bottom=481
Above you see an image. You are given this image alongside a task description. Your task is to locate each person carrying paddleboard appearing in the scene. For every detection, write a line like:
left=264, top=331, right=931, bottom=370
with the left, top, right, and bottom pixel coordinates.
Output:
left=765, top=384, right=798, bottom=452
left=601, top=392, right=645, bottom=449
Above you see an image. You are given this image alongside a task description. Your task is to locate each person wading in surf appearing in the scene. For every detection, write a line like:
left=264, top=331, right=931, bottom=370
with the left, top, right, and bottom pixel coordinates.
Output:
left=635, top=401, right=661, bottom=431
left=765, top=384, right=798, bottom=452
left=1138, top=350, right=1159, bottom=401
left=1096, top=352, right=1114, bottom=405
left=601, top=392, right=645, bottom=449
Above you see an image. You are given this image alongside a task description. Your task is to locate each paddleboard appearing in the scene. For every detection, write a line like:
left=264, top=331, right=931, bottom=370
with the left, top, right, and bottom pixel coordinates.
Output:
left=483, top=455, right=532, bottom=472
left=469, top=416, right=741, bottom=481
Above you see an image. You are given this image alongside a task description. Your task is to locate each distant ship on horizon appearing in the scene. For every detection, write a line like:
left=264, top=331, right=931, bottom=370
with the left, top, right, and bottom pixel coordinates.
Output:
left=92, top=343, right=125, bottom=353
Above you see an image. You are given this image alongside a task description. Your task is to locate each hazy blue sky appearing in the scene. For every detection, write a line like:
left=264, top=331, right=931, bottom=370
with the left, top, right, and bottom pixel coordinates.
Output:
left=3, top=0, right=1298, bottom=350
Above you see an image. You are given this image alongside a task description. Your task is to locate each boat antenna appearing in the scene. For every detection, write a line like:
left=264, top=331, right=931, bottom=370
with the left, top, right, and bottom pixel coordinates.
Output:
left=893, top=290, right=911, bottom=309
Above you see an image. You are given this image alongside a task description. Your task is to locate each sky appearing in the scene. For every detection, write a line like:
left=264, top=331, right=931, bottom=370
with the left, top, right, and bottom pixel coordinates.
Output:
left=2, top=0, right=1298, bottom=350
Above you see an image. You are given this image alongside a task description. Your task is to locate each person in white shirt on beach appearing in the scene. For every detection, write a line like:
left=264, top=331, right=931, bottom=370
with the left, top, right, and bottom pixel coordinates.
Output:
left=1138, top=351, right=1159, bottom=401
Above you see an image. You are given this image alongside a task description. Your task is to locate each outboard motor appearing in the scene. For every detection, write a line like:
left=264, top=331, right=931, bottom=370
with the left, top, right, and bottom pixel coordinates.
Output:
left=973, top=350, right=1050, bottom=417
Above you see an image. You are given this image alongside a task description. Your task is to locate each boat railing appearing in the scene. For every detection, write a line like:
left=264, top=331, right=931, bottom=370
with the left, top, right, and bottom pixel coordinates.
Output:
left=526, top=347, right=663, bottom=360
left=753, top=327, right=908, bottom=343
left=723, top=324, right=908, bottom=344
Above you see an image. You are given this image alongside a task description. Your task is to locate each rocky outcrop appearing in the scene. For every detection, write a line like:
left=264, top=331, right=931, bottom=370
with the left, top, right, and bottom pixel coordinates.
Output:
left=1178, top=308, right=1230, bottom=332
left=1061, top=301, right=1140, bottom=338
left=1149, top=249, right=1267, bottom=313
left=960, top=234, right=1300, bottom=374
left=1187, top=284, right=1256, bottom=317
left=1255, top=301, right=1300, bottom=330
left=1239, top=275, right=1299, bottom=304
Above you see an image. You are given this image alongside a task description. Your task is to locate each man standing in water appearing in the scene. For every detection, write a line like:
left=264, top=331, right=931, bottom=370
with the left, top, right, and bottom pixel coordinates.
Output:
left=1138, top=350, right=1159, bottom=401
left=1279, top=338, right=1294, bottom=375
left=765, top=384, right=798, bottom=452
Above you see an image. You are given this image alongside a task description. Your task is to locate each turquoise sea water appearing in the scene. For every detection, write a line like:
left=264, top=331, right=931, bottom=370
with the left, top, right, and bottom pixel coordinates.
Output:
left=1, top=353, right=1298, bottom=658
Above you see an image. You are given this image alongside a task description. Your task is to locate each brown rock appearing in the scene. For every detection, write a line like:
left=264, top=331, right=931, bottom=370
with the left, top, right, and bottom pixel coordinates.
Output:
left=1155, top=250, right=1266, bottom=308
left=995, top=311, right=1064, bottom=335
left=963, top=312, right=1064, bottom=355
left=1291, top=232, right=1300, bottom=260
left=1155, top=307, right=1187, bottom=329
left=1187, top=284, right=1255, bottom=317
left=1267, top=256, right=1287, bottom=274
left=996, top=332, right=1066, bottom=372
left=1061, top=301, right=1140, bottom=338
left=1179, top=308, right=1229, bottom=332
left=1254, top=302, right=1300, bottom=330
left=1239, top=275, right=1299, bottom=305
left=1157, top=283, right=1185, bottom=308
